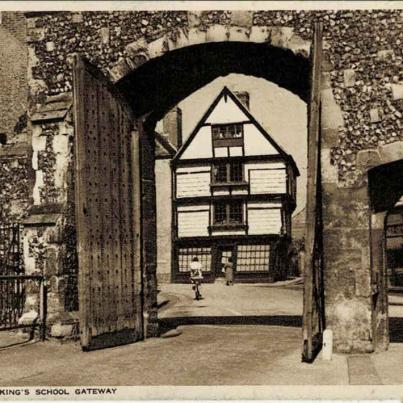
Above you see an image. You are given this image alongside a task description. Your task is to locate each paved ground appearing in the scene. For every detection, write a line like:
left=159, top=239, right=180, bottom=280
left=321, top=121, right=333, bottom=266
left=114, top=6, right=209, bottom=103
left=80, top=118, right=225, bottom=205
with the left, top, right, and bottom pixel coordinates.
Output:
left=0, top=281, right=402, bottom=386
left=159, top=278, right=303, bottom=320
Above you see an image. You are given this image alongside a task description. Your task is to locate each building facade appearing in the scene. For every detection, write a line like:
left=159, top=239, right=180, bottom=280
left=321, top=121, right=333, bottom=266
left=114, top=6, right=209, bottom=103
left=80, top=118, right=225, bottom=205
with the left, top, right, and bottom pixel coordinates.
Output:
left=171, top=87, right=299, bottom=283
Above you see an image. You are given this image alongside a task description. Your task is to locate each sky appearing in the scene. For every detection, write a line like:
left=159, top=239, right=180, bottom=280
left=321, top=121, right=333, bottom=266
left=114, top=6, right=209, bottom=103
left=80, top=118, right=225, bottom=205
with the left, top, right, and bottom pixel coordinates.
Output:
left=159, top=73, right=307, bottom=214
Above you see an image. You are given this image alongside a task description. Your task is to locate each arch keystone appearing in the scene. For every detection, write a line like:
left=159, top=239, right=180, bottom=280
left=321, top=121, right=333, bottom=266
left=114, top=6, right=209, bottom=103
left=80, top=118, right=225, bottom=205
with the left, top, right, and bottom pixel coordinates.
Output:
left=249, top=26, right=272, bottom=43
left=228, top=26, right=251, bottom=42
left=206, top=24, right=229, bottom=42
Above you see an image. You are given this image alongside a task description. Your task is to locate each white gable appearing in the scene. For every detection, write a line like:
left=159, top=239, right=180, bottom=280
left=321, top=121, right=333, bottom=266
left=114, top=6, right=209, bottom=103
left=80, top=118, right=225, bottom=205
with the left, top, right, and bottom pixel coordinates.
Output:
left=180, top=125, right=212, bottom=159
left=243, top=123, right=279, bottom=156
left=205, top=95, right=249, bottom=124
left=178, top=89, right=283, bottom=161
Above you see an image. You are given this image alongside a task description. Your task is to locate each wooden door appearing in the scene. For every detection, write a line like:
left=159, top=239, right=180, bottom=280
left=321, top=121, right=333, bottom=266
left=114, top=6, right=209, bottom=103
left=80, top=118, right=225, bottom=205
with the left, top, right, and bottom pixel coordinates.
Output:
left=72, top=55, right=143, bottom=350
left=302, top=22, right=325, bottom=363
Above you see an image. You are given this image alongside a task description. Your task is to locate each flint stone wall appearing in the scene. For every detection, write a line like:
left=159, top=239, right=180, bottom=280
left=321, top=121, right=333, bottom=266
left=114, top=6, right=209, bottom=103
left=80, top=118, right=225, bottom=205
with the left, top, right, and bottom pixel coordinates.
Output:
left=0, top=12, right=30, bottom=225
left=17, top=92, right=78, bottom=332
left=19, top=10, right=403, bottom=351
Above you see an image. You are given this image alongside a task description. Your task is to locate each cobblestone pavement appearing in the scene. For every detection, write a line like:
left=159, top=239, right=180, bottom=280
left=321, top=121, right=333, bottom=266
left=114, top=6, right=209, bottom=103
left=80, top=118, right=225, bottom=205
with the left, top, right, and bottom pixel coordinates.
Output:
left=0, top=282, right=402, bottom=386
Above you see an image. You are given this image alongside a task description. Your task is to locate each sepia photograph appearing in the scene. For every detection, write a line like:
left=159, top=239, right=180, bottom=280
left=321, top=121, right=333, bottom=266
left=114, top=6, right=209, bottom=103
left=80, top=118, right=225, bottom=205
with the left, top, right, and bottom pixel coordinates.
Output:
left=0, top=0, right=402, bottom=399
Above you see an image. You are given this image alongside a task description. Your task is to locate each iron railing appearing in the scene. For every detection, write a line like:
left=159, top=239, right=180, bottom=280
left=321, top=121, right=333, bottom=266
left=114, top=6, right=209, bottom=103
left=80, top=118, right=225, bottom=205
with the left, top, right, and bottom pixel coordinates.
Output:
left=0, top=223, right=47, bottom=339
left=0, top=275, right=47, bottom=340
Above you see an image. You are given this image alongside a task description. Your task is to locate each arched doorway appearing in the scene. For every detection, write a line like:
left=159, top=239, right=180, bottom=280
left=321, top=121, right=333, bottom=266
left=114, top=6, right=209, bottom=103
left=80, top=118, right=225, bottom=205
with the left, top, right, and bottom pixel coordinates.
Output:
left=72, top=23, right=323, bottom=361
left=368, top=158, right=403, bottom=350
left=155, top=76, right=306, bottom=347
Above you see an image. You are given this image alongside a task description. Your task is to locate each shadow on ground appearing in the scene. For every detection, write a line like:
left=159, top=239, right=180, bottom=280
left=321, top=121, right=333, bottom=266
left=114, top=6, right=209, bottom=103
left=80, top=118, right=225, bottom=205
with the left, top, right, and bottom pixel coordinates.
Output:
left=389, top=317, right=403, bottom=343
left=0, top=330, right=36, bottom=350
left=159, top=314, right=302, bottom=334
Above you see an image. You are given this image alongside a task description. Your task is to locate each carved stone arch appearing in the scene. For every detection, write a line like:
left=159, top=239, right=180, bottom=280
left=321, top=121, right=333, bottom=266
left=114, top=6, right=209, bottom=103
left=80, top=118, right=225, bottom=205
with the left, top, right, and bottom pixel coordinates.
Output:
left=108, top=24, right=312, bottom=85
left=103, top=24, right=313, bottom=128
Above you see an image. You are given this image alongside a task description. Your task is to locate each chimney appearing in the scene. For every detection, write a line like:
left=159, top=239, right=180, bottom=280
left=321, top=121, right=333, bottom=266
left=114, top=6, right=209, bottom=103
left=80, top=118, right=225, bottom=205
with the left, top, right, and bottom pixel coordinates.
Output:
left=234, top=91, right=250, bottom=110
left=163, top=106, right=183, bottom=149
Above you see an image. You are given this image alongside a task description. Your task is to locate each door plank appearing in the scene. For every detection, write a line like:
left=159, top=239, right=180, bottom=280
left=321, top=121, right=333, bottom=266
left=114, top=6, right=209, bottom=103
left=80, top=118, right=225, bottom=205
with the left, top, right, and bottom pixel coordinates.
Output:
left=72, top=54, right=142, bottom=350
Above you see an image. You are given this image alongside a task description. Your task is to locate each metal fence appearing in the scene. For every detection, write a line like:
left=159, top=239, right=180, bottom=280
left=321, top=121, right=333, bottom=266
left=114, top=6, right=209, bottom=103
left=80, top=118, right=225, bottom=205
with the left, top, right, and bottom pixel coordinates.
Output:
left=0, top=223, right=22, bottom=276
left=0, top=275, right=46, bottom=338
left=0, top=223, right=47, bottom=339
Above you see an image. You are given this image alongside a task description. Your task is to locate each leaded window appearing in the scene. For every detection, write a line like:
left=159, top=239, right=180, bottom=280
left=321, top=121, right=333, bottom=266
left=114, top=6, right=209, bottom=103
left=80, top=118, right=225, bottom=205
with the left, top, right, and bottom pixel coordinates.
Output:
left=213, top=202, right=243, bottom=225
left=178, top=247, right=211, bottom=272
left=212, top=161, right=243, bottom=183
left=212, top=123, right=243, bottom=139
left=236, top=244, right=270, bottom=272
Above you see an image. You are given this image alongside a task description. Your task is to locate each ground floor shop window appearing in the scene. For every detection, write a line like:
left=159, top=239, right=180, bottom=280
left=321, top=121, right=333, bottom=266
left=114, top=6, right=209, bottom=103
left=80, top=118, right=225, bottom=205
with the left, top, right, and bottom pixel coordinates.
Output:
left=178, top=247, right=212, bottom=273
left=236, top=244, right=270, bottom=272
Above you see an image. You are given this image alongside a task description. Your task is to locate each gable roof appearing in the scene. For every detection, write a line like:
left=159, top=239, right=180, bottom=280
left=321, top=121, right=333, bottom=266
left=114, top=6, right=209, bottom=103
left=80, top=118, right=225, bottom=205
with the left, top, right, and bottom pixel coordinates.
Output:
left=172, top=86, right=299, bottom=176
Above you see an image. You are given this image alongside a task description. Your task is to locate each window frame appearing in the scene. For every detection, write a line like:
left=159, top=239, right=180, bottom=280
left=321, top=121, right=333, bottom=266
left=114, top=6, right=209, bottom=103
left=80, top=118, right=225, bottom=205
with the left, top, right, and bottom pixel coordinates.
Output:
left=212, top=160, right=244, bottom=184
left=177, top=247, right=212, bottom=273
left=212, top=123, right=244, bottom=149
left=212, top=123, right=243, bottom=140
left=213, top=201, right=244, bottom=226
left=236, top=244, right=271, bottom=273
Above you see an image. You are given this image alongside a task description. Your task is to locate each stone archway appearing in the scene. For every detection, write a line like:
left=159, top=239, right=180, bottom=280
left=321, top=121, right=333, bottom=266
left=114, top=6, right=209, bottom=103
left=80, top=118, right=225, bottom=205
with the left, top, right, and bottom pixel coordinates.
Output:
left=106, top=21, right=312, bottom=124
left=105, top=34, right=313, bottom=340
left=24, top=11, right=321, bottom=345
left=108, top=22, right=312, bottom=84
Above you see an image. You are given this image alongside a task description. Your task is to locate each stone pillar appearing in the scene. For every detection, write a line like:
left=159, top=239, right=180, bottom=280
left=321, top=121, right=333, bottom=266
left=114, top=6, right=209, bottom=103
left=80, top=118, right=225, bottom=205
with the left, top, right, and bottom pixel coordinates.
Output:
left=321, top=64, right=373, bottom=353
left=140, top=122, right=159, bottom=337
left=322, top=185, right=374, bottom=353
left=20, top=94, right=79, bottom=338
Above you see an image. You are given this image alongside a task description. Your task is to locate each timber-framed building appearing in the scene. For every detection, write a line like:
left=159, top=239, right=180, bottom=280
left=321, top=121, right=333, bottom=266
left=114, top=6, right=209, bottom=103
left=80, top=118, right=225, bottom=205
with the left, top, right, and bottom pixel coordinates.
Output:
left=171, top=87, right=299, bottom=283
